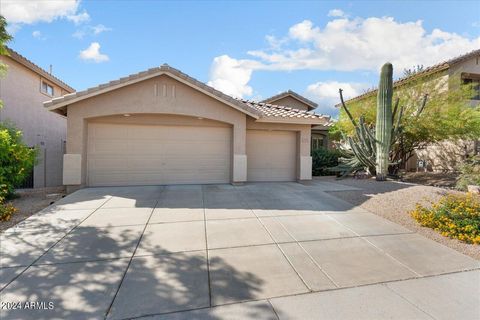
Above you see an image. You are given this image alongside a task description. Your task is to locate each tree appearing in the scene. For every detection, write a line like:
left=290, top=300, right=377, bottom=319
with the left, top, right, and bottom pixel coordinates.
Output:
left=334, top=71, right=480, bottom=170
left=0, top=15, right=12, bottom=109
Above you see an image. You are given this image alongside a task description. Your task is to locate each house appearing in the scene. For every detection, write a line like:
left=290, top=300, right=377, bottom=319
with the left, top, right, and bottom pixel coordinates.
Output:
left=0, top=48, right=74, bottom=188
left=338, top=49, right=480, bottom=171
left=262, top=90, right=331, bottom=150
left=44, top=65, right=331, bottom=192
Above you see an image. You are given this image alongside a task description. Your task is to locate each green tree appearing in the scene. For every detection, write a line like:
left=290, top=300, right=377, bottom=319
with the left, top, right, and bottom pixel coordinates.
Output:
left=334, top=72, right=480, bottom=168
left=0, top=15, right=13, bottom=109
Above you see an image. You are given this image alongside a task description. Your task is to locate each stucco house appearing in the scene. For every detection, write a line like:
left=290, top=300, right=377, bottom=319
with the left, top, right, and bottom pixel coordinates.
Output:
left=0, top=48, right=74, bottom=188
left=339, top=49, right=480, bottom=172
left=262, top=90, right=331, bottom=150
left=44, top=65, right=331, bottom=191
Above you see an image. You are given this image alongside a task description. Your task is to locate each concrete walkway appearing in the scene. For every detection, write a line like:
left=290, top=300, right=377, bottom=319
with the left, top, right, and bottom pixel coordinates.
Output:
left=0, top=182, right=478, bottom=319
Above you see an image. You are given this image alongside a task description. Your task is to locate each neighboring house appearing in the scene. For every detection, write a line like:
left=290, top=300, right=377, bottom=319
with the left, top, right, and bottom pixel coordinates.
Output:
left=0, top=48, right=74, bottom=188
left=339, top=49, right=480, bottom=172
left=44, top=65, right=331, bottom=192
left=262, top=90, right=331, bottom=150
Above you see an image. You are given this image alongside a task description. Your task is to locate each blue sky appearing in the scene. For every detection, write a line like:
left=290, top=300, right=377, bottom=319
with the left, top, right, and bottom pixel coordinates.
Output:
left=3, top=0, right=480, bottom=116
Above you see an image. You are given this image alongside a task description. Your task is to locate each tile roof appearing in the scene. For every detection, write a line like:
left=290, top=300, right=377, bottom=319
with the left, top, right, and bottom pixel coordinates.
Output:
left=44, top=64, right=262, bottom=118
left=341, top=48, right=480, bottom=105
left=5, top=47, right=74, bottom=93
left=44, top=64, right=332, bottom=125
left=240, top=99, right=331, bottom=123
left=261, top=89, right=318, bottom=109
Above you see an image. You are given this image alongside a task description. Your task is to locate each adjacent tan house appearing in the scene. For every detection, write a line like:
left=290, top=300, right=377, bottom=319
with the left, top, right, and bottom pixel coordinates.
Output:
left=262, top=90, right=331, bottom=150
left=340, top=49, right=480, bottom=172
left=44, top=65, right=330, bottom=191
left=0, top=48, right=74, bottom=188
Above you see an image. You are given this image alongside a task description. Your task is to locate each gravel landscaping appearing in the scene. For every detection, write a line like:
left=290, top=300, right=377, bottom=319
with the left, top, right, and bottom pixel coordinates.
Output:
left=319, top=176, right=480, bottom=260
left=0, top=187, right=65, bottom=232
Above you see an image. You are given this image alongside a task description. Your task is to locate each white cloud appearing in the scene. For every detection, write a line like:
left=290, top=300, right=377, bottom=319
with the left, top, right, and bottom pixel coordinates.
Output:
left=328, top=9, right=345, bottom=17
left=66, top=10, right=90, bottom=25
left=79, top=42, right=109, bottom=63
left=72, top=24, right=112, bottom=39
left=2, top=0, right=80, bottom=24
left=32, top=30, right=46, bottom=40
left=91, top=24, right=112, bottom=35
left=247, top=17, right=480, bottom=74
left=207, top=55, right=261, bottom=98
left=209, top=15, right=480, bottom=102
left=305, top=81, right=371, bottom=115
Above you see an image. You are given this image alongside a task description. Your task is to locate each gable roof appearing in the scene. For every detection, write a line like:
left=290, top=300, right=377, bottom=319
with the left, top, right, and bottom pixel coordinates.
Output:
left=44, top=64, right=331, bottom=125
left=340, top=48, right=480, bottom=105
left=44, top=64, right=262, bottom=119
left=4, top=47, right=74, bottom=93
left=261, top=90, right=318, bottom=110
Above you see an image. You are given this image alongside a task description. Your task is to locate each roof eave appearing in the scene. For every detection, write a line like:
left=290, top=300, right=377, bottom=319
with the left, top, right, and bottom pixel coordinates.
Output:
left=255, top=117, right=330, bottom=125
left=6, top=48, right=75, bottom=93
left=45, top=69, right=261, bottom=119
left=262, top=91, right=318, bottom=109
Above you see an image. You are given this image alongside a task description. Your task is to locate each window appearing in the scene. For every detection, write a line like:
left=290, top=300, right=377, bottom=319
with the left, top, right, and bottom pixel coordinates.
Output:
left=311, top=134, right=325, bottom=150
left=462, top=74, right=480, bottom=100
left=41, top=81, right=54, bottom=96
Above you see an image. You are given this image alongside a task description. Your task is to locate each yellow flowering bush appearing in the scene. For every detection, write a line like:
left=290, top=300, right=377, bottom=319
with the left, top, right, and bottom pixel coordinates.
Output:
left=410, top=193, right=480, bottom=244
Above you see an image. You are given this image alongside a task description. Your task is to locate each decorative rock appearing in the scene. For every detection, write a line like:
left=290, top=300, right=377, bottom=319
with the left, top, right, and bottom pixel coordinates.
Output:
left=467, top=185, right=480, bottom=194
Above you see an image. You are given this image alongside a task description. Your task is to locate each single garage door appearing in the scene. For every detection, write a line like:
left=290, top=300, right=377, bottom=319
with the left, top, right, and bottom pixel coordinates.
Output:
left=87, top=122, right=231, bottom=186
left=246, top=130, right=297, bottom=182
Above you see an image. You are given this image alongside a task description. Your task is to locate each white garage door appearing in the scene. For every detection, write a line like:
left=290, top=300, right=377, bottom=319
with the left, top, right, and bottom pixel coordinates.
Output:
left=87, top=123, right=231, bottom=186
left=246, top=130, right=297, bottom=182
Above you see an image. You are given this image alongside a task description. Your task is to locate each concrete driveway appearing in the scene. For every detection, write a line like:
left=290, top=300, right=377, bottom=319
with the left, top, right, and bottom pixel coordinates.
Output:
left=0, top=182, right=478, bottom=320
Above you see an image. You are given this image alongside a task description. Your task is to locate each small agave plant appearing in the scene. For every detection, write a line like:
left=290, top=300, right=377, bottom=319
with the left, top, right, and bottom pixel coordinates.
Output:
left=334, top=62, right=427, bottom=180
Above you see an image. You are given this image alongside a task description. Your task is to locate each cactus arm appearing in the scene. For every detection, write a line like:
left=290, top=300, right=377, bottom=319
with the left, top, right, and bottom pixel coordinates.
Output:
left=416, top=94, right=428, bottom=116
left=339, top=88, right=357, bottom=127
left=392, top=97, right=400, bottom=123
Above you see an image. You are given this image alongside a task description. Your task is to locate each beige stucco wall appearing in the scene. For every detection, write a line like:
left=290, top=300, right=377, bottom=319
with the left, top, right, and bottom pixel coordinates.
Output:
left=268, top=95, right=312, bottom=111
left=449, top=55, right=480, bottom=78
left=0, top=55, right=69, bottom=187
left=65, top=74, right=248, bottom=187
left=407, top=140, right=475, bottom=172
left=63, top=74, right=313, bottom=188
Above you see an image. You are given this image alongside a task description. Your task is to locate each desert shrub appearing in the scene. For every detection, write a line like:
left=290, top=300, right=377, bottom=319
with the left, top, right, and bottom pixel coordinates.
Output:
left=0, top=201, right=16, bottom=221
left=312, top=148, right=343, bottom=176
left=456, top=155, right=480, bottom=191
left=0, top=122, right=37, bottom=199
left=410, top=193, right=480, bottom=244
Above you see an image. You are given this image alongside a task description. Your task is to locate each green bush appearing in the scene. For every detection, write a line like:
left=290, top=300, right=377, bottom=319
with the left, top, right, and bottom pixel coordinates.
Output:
left=0, top=122, right=37, bottom=199
left=312, top=148, right=342, bottom=176
left=456, top=155, right=480, bottom=191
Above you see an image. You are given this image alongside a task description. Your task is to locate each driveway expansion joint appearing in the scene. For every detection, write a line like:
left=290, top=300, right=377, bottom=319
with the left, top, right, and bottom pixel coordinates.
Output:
left=0, top=195, right=114, bottom=292
left=103, top=199, right=159, bottom=320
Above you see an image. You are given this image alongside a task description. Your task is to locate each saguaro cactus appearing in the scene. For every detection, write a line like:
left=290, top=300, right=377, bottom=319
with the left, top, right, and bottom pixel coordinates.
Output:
left=375, top=63, right=393, bottom=181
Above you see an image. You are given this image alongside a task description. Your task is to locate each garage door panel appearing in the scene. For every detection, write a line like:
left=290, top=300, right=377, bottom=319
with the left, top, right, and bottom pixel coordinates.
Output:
left=87, top=123, right=231, bottom=186
left=247, top=130, right=296, bottom=182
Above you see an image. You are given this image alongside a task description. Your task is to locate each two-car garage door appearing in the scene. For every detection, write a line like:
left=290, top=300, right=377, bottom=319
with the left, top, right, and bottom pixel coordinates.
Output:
left=87, top=123, right=231, bottom=186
